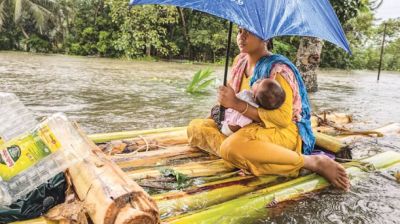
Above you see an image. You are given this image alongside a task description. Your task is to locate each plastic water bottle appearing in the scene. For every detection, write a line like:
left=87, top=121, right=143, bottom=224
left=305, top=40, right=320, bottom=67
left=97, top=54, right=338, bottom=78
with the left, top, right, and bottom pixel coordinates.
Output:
left=0, top=93, right=38, bottom=144
left=0, top=93, right=90, bottom=206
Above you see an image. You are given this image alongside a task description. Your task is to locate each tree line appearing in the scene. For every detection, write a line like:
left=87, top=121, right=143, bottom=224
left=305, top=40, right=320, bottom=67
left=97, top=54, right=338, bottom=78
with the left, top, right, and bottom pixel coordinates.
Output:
left=0, top=0, right=398, bottom=71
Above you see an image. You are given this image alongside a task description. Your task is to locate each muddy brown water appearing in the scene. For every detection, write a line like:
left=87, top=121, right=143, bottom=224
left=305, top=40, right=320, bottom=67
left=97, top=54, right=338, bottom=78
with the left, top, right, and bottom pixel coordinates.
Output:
left=1, top=51, right=400, bottom=223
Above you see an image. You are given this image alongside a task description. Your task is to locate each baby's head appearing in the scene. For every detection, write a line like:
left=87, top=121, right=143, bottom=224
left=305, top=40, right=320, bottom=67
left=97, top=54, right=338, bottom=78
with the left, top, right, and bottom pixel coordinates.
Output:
left=252, top=79, right=286, bottom=110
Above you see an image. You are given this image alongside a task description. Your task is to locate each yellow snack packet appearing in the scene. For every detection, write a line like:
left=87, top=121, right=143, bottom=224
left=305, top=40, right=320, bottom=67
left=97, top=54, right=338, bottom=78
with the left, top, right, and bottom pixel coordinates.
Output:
left=0, top=125, right=61, bottom=181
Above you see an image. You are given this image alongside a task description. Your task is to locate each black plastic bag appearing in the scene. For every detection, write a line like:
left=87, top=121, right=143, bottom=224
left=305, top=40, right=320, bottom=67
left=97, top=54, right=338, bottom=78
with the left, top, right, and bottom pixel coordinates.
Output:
left=0, top=172, right=67, bottom=223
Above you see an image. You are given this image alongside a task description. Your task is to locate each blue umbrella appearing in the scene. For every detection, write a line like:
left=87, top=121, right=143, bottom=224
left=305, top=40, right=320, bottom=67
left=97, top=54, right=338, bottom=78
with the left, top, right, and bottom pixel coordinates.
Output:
left=130, top=0, right=351, bottom=122
left=130, top=0, right=351, bottom=53
left=130, top=0, right=351, bottom=83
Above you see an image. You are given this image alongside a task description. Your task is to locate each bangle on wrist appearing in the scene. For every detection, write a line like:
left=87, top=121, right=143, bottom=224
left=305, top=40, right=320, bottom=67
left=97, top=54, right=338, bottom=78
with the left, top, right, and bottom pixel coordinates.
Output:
left=240, top=102, right=249, bottom=115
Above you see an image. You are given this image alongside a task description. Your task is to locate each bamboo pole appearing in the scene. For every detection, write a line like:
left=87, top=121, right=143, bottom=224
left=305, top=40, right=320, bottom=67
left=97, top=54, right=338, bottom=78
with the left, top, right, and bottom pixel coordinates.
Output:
left=339, top=123, right=400, bottom=144
left=135, top=130, right=188, bottom=146
left=103, top=130, right=189, bottom=154
left=155, top=175, right=281, bottom=219
left=106, top=129, right=350, bottom=163
left=373, top=123, right=400, bottom=136
left=127, top=159, right=235, bottom=181
left=167, top=151, right=400, bottom=223
left=88, top=127, right=186, bottom=143
left=152, top=175, right=251, bottom=201
left=315, top=132, right=347, bottom=153
left=117, top=153, right=207, bottom=171
left=113, top=146, right=206, bottom=169
left=89, top=112, right=351, bottom=144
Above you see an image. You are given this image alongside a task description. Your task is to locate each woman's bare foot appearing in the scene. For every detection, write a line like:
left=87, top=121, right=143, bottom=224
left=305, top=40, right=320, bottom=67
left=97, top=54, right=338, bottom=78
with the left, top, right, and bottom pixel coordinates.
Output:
left=303, top=155, right=350, bottom=191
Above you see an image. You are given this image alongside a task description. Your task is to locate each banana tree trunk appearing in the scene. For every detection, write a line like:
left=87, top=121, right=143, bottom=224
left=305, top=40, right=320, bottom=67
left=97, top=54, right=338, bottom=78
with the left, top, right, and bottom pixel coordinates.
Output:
left=296, top=37, right=323, bottom=93
left=167, top=151, right=400, bottom=223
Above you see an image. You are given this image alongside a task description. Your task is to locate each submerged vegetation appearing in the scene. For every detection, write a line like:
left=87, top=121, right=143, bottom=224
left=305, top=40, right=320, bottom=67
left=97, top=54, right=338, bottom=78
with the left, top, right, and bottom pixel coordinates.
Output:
left=186, top=68, right=215, bottom=94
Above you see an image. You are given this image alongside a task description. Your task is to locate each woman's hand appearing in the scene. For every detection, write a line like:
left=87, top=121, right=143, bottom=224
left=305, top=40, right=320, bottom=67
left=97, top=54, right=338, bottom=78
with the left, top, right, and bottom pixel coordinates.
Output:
left=218, top=84, right=262, bottom=123
left=218, top=84, right=239, bottom=109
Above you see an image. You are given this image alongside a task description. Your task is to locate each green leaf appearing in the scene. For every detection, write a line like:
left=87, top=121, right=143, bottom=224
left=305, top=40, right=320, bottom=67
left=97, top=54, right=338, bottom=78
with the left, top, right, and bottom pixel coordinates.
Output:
left=198, top=68, right=212, bottom=81
left=186, top=68, right=215, bottom=94
left=159, top=168, right=191, bottom=190
left=190, top=69, right=202, bottom=86
left=195, top=78, right=215, bottom=92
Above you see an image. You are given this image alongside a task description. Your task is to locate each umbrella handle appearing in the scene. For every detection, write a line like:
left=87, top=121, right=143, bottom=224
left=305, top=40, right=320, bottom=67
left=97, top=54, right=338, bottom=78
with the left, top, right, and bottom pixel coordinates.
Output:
left=219, top=22, right=233, bottom=124
left=223, top=22, right=233, bottom=86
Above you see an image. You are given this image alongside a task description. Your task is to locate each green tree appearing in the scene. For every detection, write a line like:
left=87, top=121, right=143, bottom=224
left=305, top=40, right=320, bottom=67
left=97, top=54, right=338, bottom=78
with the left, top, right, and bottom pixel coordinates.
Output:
left=187, top=12, right=229, bottom=62
left=1, top=0, right=398, bottom=73
left=0, top=0, right=57, bottom=37
left=109, top=1, right=179, bottom=58
left=65, top=0, right=120, bottom=56
left=376, top=19, right=400, bottom=71
left=296, top=0, right=377, bottom=92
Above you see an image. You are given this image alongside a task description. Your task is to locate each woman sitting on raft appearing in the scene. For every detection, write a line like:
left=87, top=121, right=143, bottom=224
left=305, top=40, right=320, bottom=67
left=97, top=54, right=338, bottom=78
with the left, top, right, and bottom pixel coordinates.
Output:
left=187, top=28, right=350, bottom=191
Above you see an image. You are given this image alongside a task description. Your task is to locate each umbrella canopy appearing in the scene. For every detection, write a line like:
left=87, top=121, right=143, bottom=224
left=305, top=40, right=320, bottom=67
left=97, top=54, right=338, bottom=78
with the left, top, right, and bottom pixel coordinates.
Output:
left=130, top=0, right=351, bottom=53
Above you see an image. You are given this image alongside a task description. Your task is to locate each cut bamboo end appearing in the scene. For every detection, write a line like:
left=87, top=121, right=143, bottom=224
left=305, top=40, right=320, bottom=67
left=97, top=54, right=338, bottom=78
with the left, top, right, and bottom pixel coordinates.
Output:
left=114, top=206, right=157, bottom=224
left=315, top=132, right=347, bottom=153
left=68, top=123, right=160, bottom=224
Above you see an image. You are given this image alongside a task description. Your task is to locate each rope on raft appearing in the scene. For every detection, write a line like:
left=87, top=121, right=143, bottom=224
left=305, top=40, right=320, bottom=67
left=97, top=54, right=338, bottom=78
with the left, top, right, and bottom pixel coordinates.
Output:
left=111, top=135, right=171, bottom=157
left=113, top=135, right=153, bottom=157
left=139, top=135, right=150, bottom=152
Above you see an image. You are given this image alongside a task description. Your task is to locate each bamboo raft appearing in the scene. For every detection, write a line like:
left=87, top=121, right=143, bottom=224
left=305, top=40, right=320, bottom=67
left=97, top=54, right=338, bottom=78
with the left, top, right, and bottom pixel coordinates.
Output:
left=11, top=113, right=400, bottom=224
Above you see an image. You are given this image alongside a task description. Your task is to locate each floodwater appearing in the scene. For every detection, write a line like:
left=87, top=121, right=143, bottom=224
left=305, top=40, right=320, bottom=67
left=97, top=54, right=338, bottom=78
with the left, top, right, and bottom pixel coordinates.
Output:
left=1, top=51, right=400, bottom=223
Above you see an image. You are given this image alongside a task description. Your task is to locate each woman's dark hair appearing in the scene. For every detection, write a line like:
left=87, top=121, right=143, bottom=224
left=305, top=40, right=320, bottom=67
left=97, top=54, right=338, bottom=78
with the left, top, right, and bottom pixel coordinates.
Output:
left=266, top=39, right=274, bottom=51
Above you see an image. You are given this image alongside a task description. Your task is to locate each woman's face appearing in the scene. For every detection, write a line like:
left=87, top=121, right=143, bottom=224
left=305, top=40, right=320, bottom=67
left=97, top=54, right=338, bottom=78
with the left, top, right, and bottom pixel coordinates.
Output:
left=237, top=28, right=265, bottom=54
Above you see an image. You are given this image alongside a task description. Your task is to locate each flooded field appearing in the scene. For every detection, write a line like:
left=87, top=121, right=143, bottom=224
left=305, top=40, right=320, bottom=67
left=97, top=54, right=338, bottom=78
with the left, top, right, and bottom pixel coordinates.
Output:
left=1, top=51, right=399, bottom=223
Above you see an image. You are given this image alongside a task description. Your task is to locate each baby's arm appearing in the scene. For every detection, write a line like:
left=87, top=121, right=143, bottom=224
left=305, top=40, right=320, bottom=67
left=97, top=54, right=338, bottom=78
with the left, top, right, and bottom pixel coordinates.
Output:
left=226, top=108, right=254, bottom=129
left=224, top=91, right=257, bottom=131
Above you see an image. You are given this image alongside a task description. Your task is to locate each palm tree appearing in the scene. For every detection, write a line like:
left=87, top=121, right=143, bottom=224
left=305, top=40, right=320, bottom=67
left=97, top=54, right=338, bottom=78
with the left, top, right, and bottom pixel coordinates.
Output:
left=0, top=0, right=57, bottom=38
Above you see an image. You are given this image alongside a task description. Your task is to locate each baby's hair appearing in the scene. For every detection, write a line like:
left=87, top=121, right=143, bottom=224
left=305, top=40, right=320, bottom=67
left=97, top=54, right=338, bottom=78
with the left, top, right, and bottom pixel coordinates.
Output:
left=255, top=79, right=286, bottom=110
